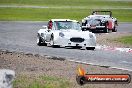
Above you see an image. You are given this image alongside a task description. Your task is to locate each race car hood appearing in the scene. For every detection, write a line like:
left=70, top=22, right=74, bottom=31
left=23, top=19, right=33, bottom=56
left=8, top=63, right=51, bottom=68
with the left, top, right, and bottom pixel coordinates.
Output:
left=59, top=29, right=93, bottom=39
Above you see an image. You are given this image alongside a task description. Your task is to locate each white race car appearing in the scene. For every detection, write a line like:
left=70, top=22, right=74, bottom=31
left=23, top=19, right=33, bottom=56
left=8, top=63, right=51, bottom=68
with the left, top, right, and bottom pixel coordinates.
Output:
left=37, top=19, right=96, bottom=50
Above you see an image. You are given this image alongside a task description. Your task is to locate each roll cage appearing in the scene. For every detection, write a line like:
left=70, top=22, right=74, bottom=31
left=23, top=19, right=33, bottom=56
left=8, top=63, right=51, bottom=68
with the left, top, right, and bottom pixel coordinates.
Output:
left=92, top=11, right=112, bottom=17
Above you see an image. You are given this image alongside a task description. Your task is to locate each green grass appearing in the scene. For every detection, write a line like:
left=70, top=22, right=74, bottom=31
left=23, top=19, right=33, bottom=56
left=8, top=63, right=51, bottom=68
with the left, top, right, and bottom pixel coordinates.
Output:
left=115, top=36, right=132, bottom=45
left=0, top=0, right=132, bottom=21
left=0, top=8, right=132, bottom=22
left=0, top=0, right=131, bottom=7
left=13, top=75, right=71, bottom=88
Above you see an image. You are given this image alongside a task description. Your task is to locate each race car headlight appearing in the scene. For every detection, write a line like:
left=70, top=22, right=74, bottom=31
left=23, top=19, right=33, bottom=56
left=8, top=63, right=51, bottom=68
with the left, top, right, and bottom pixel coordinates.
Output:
left=59, top=32, right=65, bottom=37
left=101, top=21, right=105, bottom=23
left=41, top=33, right=44, bottom=37
left=89, top=33, right=94, bottom=38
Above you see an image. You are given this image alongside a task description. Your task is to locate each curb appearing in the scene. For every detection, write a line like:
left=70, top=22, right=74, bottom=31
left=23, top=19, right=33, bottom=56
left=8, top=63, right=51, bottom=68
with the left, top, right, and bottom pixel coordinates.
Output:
left=68, top=59, right=132, bottom=72
left=96, top=45, right=132, bottom=53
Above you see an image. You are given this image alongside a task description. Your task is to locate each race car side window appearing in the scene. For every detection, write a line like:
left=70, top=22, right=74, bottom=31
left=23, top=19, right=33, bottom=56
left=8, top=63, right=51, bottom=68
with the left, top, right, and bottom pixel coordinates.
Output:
left=48, top=20, right=52, bottom=29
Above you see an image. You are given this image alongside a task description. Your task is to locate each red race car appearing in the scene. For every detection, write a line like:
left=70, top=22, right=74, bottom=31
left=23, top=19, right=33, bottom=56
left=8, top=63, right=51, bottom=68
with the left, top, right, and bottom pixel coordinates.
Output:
left=82, top=11, right=118, bottom=33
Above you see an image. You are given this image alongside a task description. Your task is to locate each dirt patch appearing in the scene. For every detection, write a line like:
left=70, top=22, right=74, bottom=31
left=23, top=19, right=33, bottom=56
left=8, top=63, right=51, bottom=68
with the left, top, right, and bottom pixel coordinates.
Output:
left=96, top=32, right=132, bottom=48
left=0, top=50, right=132, bottom=88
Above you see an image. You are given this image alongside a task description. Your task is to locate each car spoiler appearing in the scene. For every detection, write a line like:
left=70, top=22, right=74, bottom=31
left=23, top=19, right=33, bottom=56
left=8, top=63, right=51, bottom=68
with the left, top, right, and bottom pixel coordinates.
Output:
left=92, top=11, right=112, bottom=17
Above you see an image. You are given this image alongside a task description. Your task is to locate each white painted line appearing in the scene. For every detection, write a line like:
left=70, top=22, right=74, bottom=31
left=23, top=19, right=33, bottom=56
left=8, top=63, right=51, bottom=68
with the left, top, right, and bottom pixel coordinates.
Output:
left=68, top=59, right=94, bottom=65
left=68, top=59, right=132, bottom=72
left=110, top=67, right=132, bottom=72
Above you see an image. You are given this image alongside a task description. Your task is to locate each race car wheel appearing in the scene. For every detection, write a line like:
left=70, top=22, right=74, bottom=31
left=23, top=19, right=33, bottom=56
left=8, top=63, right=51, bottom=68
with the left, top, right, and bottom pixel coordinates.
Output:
left=37, top=34, right=47, bottom=46
left=104, top=28, right=109, bottom=33
left=104, top=22, right=109, bottom=33
left=86, top=47, right=95, bottom=50
left=108, top=30, right=112, bottom=33
left=37, top=37, right=43, bottom=46
left=49, top=35, right=54, bottom=46
left=49, top=35, right=60, bottom=48
left=112, top=27, right=117, bottom=32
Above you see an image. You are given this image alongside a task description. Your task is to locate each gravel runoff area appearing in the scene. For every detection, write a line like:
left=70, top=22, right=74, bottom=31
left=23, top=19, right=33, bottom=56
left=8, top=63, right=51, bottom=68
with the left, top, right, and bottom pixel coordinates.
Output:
left=0, top=50, right=132, bottom=88
left=96, top=32, right=132, bottom=48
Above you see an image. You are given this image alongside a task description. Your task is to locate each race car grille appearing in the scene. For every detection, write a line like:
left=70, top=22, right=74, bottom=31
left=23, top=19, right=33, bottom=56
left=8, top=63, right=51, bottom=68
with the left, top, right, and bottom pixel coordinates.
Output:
left=70, top=37, right=85, bottom=43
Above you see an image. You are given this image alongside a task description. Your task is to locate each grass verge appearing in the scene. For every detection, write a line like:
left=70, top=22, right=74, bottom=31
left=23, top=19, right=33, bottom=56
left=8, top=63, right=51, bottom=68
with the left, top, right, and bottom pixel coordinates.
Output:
left=0, top=0, right=131, bottom=7
left=0, top=8, right=132, bottom=22
left=0, top=0, right=132, bottom=21
left=13, top=75, right=71, bottom=88
left=114, top=36, right=132, bottom=45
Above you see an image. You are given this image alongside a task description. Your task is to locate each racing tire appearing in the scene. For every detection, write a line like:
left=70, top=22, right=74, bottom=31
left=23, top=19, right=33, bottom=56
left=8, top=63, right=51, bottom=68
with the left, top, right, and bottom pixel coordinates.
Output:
left=112, top=27, right=117, bottom=32
left=37, top=37, right=43, bottom=46
left=37, top=37, right=47, bottom=46
left=49, top=35, right=60, bottom=48
left=86, top=47, right=95, bottom=50
left=108, top=30, right=112, bottom=33
left=104, top=28, right=109, bottom=33
left=49, top=35, right=54, bottom=46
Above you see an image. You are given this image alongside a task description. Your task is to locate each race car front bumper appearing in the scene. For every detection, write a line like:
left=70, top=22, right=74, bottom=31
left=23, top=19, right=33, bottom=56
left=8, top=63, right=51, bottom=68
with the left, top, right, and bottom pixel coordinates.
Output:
left=89, top=26, right=105, bottom=30
left=54, top=37, right=96, bottom=48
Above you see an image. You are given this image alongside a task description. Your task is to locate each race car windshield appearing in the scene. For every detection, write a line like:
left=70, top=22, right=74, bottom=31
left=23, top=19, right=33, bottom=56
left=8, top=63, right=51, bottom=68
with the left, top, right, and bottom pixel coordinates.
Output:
left=87, top=19, right=100, bottom=26
left=55, top=21, right=81, bottom=30
left=94, top=16, right=104, bottom=19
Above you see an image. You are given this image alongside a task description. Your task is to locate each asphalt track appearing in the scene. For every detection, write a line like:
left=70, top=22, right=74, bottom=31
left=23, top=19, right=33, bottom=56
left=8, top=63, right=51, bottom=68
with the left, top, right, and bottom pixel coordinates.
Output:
left=0, top=21, right=132, bottom=71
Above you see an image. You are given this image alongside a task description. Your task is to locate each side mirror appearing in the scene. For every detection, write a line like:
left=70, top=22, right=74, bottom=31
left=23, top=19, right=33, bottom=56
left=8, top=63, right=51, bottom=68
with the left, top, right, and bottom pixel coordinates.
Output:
left=42, top=25, right=51, bottom=32
left=42, top=25, right=48, bottom=29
